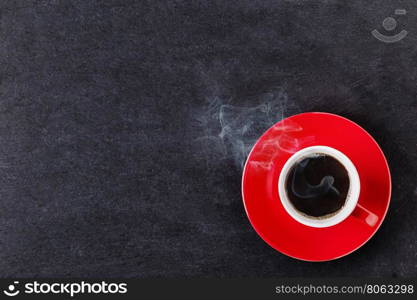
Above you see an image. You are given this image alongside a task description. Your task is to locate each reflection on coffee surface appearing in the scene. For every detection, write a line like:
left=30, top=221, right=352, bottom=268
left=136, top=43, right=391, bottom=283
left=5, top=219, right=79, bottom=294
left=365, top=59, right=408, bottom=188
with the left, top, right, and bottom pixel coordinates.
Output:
left=285, top=154, right=350, bottom=218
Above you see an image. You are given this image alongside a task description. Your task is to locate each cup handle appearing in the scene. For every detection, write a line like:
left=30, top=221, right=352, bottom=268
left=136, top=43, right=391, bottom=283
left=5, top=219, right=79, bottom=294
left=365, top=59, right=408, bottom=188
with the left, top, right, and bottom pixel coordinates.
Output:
left=351, top=203, right=379, bottom=227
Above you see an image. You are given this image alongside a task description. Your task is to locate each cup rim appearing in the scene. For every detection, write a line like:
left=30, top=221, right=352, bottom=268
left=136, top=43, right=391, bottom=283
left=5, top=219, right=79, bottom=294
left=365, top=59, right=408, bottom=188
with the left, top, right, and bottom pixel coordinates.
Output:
left=278, top=145, right=361, bottom=228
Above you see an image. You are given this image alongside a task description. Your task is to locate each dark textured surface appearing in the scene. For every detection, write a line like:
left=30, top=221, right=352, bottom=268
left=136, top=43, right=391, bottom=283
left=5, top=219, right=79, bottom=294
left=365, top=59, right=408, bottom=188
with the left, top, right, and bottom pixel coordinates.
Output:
left=0, top=0, right=416, bottom=278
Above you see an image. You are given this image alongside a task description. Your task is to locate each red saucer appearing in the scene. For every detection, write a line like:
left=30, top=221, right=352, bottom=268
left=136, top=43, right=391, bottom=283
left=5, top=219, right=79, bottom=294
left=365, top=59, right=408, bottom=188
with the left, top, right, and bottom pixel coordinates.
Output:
left=242, top=112, right=391, bottom=261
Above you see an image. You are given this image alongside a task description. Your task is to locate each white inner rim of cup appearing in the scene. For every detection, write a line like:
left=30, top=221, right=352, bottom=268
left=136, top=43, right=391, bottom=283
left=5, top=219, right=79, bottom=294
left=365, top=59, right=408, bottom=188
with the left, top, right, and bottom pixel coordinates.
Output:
left=278, top=146, right=360, bottom=228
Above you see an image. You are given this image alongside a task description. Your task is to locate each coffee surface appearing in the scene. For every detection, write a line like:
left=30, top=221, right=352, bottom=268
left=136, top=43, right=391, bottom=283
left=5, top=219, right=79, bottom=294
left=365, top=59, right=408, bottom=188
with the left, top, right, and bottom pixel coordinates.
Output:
left=285, top=154, right=350, bottom=218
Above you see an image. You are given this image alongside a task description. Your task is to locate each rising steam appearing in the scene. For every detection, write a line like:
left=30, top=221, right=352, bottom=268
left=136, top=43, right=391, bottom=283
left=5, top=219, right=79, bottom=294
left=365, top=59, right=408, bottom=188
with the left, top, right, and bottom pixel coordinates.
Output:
left=290, top=157, right=340, bottom=199
left=195, top=90, right=299, bottom=169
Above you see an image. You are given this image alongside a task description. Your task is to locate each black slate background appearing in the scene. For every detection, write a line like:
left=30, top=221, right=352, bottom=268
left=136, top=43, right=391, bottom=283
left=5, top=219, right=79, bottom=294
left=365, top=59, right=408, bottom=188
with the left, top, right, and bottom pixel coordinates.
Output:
left=0, top=0, right=416, bottom=278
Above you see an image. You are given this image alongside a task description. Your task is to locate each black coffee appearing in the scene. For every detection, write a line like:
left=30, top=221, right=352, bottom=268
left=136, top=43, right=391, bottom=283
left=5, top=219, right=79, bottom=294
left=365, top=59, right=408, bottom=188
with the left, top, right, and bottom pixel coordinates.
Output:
left=285, top=154, right=350, bottom=218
